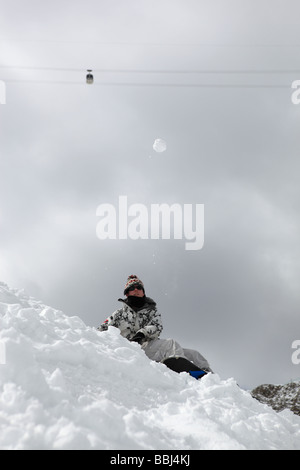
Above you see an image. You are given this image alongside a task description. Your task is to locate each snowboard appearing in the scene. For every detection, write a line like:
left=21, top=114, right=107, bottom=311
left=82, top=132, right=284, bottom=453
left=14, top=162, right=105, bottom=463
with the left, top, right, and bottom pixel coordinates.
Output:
left=163, top=356, right=207, bottom=379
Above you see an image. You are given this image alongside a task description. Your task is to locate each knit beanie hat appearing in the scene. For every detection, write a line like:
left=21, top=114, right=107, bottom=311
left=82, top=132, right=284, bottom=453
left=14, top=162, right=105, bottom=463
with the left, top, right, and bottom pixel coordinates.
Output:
left=124, top=274, right=145, bottom=295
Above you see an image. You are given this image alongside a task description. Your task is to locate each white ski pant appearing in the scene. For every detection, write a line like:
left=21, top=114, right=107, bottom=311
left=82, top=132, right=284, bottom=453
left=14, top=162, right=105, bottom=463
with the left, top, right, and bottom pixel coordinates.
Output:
left=141, top=338, right=212, bottom=371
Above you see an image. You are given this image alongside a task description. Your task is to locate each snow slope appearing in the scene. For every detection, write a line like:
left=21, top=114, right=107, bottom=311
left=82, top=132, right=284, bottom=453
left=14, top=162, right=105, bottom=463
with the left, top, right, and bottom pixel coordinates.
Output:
left=0, top=282, right=299, bottom=450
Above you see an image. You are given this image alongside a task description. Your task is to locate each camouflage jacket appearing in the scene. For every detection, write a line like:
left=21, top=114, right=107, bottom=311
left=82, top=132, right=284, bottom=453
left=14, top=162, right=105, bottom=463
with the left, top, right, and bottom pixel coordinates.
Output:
left=98, top=297, right=163, bottom=341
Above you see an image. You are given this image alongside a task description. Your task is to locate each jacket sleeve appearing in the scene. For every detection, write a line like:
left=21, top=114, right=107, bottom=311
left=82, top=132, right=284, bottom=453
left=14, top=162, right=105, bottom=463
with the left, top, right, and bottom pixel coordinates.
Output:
left=138, top=308, right=163, bottom=340
left=97, top=308, right=122, bottom=331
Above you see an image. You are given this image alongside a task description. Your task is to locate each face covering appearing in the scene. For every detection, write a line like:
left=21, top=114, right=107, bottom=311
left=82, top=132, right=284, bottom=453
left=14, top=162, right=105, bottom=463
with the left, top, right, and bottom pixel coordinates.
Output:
left=126, top=295, right=146, bottom=309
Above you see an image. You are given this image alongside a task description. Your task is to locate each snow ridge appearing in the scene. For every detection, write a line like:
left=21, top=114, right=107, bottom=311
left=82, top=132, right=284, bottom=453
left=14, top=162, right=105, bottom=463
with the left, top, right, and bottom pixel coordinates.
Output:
left=0, top=282, right=299, bottom=450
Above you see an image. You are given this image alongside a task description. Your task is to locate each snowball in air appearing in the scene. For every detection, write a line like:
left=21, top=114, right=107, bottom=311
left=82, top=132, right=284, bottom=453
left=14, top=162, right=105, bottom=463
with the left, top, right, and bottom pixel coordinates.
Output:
left=153, top=138, right=167, bottom=153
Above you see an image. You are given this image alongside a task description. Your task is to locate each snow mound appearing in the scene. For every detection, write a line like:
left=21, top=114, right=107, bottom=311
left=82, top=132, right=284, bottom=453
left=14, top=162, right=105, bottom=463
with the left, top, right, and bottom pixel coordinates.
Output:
left=0, top=282, right=299, bottom=450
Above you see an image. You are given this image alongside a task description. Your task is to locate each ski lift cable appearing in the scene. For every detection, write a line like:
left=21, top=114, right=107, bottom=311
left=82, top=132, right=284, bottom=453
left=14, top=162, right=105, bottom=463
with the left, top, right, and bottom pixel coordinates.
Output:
left=3, top=78, right=290, bottom=88
left=1, top=65, right=300, bottom=74
left=2, top=38, right=300, bottom=48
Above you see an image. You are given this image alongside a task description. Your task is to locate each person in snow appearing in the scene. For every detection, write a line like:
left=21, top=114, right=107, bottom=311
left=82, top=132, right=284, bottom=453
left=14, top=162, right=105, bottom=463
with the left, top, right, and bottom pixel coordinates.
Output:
left=98, top=274, right=212, bottom=372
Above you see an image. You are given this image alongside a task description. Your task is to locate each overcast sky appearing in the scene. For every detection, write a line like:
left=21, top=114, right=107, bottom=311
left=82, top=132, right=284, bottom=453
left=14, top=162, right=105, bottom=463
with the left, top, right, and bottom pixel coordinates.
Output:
left=1, top=0, right=300, bottom=389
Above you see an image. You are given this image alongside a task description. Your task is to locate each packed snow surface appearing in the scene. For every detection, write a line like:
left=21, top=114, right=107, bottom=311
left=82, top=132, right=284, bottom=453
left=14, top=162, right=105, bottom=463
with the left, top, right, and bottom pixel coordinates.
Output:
left=0, top=282, right=299, bottom=450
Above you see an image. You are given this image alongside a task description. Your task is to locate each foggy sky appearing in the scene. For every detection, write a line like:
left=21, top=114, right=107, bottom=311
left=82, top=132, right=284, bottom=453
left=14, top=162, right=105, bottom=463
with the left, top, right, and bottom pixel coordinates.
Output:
left=1, top=0, right=300, bottom=389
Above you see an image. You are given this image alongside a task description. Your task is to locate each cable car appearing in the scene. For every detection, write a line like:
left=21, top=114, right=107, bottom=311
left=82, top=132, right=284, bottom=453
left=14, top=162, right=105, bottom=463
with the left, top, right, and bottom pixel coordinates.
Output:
left=86, top=70, right=94, bottom=84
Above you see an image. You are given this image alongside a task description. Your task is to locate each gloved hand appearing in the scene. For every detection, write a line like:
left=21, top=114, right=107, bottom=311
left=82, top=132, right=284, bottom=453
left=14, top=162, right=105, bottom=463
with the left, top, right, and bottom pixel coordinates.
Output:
left=130, top=332, right=145, bottom=344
